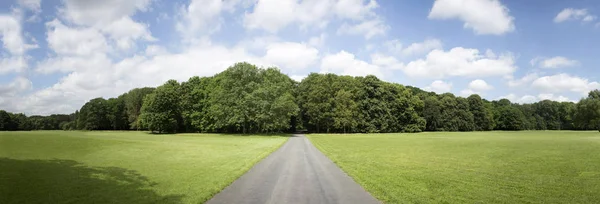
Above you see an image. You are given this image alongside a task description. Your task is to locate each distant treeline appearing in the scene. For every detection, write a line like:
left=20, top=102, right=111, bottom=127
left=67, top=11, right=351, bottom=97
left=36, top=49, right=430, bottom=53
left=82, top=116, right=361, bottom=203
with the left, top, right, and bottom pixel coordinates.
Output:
left=2, top=62, right=600, bottom=133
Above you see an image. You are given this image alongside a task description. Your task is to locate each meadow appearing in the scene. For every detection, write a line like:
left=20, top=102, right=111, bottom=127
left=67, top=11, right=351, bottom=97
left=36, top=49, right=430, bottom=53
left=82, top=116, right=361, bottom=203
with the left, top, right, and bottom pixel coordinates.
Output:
left=0, top=131, right=288, bottom=203
left=309, top=131, right=600, bottom=204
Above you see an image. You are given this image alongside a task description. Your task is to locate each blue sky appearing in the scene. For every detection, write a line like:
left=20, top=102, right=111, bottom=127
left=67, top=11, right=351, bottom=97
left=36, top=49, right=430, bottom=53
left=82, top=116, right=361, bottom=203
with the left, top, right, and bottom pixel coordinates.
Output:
left=1, top=0, right=600, bottom=115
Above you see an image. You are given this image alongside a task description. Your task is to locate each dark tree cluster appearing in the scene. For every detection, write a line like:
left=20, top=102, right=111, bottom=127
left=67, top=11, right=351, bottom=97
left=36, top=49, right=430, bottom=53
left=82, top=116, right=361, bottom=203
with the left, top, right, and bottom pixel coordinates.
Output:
left=2, top=62, right=600, bottom=133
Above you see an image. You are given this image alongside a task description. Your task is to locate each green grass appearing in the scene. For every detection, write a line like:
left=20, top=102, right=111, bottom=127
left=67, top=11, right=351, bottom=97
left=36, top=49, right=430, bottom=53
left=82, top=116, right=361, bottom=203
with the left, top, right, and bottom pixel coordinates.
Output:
left=0, top=131, right=288, bottom=204
left=309, top=131, right=600, bottom=204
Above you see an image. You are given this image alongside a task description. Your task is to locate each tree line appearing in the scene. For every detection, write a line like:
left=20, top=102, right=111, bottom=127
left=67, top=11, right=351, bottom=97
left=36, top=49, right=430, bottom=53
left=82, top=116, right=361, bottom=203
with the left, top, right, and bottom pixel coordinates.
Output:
left=1, top=62, right=600, bottom=133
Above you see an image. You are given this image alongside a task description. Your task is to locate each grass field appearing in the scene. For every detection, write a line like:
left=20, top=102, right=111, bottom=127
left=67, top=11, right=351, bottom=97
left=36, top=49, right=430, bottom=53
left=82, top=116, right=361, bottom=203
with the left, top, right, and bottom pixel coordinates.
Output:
left=0, top=131, right=288, bottom=204
left=309, top=131, right=600, bottom=204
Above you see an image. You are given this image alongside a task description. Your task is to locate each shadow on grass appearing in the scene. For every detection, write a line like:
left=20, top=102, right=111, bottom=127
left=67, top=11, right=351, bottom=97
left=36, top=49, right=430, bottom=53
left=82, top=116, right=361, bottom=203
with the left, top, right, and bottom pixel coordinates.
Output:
left=0, top=158, right=183, bottom=204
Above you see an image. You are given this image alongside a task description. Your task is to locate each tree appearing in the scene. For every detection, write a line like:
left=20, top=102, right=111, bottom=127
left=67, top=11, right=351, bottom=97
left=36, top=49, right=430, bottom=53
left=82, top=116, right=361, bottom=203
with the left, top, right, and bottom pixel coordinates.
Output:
left=140, top=80, right=182, bottom=133
left=77, top=98, right=111, bottom=130
left=124, top=87, right=155, bottom=130
left=423, top=96, right=442, bottom=131
left=468, top=94, right=494, bottom=131
left=333, top=90, right=358, bottom=133
left=107, top=96, right=129, bottom=130
left=0, top=110, right=14, bottom=131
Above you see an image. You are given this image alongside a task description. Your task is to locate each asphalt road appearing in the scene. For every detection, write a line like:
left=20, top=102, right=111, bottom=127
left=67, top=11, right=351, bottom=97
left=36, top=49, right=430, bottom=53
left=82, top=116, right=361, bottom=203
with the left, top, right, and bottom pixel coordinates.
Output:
left=206, top=134, right=380, bottom=204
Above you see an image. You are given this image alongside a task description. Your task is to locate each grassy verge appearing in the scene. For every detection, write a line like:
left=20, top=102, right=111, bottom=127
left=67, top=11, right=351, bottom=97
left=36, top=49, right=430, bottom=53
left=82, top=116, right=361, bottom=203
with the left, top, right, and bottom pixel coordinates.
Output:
left=0, top=131, right=288, bottom=203
left=308, top=131, right=600, bottom=203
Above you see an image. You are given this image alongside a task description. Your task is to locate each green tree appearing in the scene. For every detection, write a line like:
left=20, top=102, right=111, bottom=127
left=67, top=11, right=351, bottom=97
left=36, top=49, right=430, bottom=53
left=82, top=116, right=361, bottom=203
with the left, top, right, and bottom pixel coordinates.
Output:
left=333, top=90, right=358, bottom=133
left=77, top=98, right=111, bottom=130
left=140, top=80, right=182, bottom=133
left=124, top=87, right=155, bottom=130
left=468, top=94, right=494, bottom=131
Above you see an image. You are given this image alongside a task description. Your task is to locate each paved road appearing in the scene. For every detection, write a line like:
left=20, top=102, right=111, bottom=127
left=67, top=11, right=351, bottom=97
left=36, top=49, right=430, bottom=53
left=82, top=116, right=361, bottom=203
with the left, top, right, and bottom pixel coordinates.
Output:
left=207, top=134, right=380, bottom=204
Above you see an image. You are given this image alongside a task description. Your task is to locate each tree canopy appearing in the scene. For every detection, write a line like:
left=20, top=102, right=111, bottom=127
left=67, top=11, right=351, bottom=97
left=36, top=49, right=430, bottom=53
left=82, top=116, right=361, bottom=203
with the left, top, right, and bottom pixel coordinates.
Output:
left=2, top=62, right=600, bottom=133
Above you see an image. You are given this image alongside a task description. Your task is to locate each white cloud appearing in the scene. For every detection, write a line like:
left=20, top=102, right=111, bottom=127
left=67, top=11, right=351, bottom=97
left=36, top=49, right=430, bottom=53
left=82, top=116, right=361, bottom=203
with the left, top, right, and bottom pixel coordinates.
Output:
left=507, top=73, right=538, bottom=87
left=428, top=0, right=515, bottom=35
left=459, top=89, right=477, bottom=97
left=532, top=73, right=600, bottom=95
left=0, top=76, right=32, bottom=96
left=0, top=57, right=27, bottom=74
left=21, top=43, right=272, bottom=115
left=60, top=0, right=151, bottom=26
left=554, top=8, right=596, bottom=23
left=337, top=18, right=388, bottom=39
left=425, top=80, right=452, bottom=93
left=100, top=16, right=155, bottom=50
left=45, top=19, right=109, bottom=57
left=468, top=79, right=493, bottom=91
left=538, top=93, right=572, bottom=102
left=371, top=53, right=403, bottom=70
left=177, top=0, right=242, bottom=37
left=334, top=0, right=379, bottom=20
left=57, top=0, right=154, bottom=51
left=321, top=50, right=383, bottom=77
left=244, top=0, right=384, bottom=37
left=244, top=0, right=329, bottom=33
left=263, top=42, right=320, bottom=71
left=35, top=53, right=112, bottom=74
left=144, top=45, right=167, bottom=56
left=384, top=39, right=402, bottom=54
left=403, top=47, right=516, bottom=78
left=18, top=0, right=41, bottom=12
left=0, top=15, right=28, bottom=55
left=290, top=74, right=307, bottom=82
left=401, top=39, right=442, bottom=56
left=530, top=56, right=579, bottom=68
left=498, top=94, right=538, bottom=104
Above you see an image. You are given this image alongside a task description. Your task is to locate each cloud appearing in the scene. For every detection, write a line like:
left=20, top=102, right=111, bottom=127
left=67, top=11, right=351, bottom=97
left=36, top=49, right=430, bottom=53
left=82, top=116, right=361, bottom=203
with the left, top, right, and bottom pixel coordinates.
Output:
left=371, top=53, right=403, bottom=70
left=537, top=93, right=572, bottom=102
left=428, top=0, right=515, bottom=35
left=18, top=0, right=41, bottom=12
left=245, top=0, right=385, bottom=38
left=0, top=57, right=27, bottom=74
left=425, top=80, right=452, bottom=93
left=0, top=15, right=28, bottom=55
left=177, top=0, right=242, bottom=37
left=263, top=42, right=320, bottom=71
left=321, top=50, right=383, bottom=77
left=532, top=73, right=600, bottom=95
left=507, top=73, right=538, bottom=87
left=57, top=0, right=154, bottom=51
left=401, top=39, right=442, bottom=56
left=60, top=0, right=151, bottom=26
left=530, top=56, right=579, bottom=68
left=384, top=39, right=402, bottom=54
left=554, top=8, right=596, bottom=23
left=498, top=94, right=538, bottom=104
left=337, top=18, right=388, bottom=39
left=468, top=79, right=493, bottom=91
left=44, top=19, right=109, bottom=57
left=0, top=76, right=31, bottom=96
left=403, top=47, right=516, bottom=78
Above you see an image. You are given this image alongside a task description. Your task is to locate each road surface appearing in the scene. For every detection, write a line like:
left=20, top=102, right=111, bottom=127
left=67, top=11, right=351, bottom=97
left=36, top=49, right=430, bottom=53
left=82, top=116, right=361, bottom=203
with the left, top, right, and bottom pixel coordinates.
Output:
left=207, top=134, right=380, bottom=204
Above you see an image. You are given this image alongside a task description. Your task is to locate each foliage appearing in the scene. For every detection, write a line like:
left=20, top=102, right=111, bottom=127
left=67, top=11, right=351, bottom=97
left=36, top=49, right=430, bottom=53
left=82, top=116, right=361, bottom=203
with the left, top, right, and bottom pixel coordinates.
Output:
left=2, top=62, right=600, bottom=133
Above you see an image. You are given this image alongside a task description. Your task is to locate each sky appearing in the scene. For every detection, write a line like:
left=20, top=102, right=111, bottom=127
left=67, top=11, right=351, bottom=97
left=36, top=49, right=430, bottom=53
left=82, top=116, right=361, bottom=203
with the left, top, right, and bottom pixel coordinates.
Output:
left=1, top=0, right=600, bottom=115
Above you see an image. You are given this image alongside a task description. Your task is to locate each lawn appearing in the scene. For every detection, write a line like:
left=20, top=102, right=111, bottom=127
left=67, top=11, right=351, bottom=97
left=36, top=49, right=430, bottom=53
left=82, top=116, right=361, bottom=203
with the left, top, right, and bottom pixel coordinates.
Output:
left=0, top=131, right=288, bottom=204
left=309, top=131, right=600, bottom=204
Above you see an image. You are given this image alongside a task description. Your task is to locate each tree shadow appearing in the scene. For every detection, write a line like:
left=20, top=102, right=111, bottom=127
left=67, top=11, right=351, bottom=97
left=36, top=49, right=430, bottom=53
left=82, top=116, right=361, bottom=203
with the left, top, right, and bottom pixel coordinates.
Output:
left=0, top=158, right=183, bottom=204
